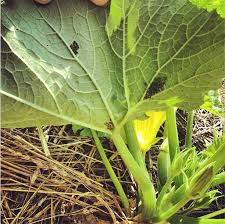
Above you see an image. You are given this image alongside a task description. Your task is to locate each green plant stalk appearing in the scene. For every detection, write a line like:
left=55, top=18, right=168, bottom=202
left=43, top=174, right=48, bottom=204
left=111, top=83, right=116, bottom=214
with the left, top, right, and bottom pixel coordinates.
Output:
left=91, top=130, right=130, bottom=214
left=111, top=131, right=156, bottom=220
left=124, top=121, right=146, bottom=170
left=200, top=208, right=225, bottom=219
left=166, top=107, right=179, bottom=162
left=37, top=126, right=50, bottom=157
left=211, top=172, right=225, bottom=187
left=185, top=110, right=194, bottom=149
left=124, top=120, right=148, bottom=212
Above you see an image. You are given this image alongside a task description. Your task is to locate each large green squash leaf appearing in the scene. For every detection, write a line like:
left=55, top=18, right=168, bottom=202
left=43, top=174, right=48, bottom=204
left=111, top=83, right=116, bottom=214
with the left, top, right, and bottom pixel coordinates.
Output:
left=1, top=0, right=225, bottom=132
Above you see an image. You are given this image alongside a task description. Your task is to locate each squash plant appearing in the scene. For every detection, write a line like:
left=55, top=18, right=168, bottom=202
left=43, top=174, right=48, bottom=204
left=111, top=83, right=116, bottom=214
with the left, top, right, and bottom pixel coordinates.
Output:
left=1, top=0, right=225, bottom=223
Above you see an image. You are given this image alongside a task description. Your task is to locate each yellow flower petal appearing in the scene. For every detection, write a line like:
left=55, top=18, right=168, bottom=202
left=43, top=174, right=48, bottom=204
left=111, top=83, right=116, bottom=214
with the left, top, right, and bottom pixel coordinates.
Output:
left=134, top=111, right=166, bottom=152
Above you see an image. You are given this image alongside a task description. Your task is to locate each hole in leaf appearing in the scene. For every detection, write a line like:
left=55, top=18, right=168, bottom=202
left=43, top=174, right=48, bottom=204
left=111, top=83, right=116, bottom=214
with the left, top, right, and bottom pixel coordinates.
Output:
left=70, top=41, right=79, bottom=55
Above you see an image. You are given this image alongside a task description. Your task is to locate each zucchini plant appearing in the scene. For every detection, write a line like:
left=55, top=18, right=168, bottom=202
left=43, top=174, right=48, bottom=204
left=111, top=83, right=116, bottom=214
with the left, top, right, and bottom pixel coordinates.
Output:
left=1, top=0, right=225, bottom=223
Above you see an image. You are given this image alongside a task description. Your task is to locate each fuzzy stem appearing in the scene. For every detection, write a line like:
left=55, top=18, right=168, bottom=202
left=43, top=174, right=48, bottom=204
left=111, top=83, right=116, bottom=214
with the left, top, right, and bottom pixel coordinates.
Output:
left=111, top=131, right=156, bottom=220
left=91, top=130, right=130, bottom=214
left=185, top=111, right=194, bottom=149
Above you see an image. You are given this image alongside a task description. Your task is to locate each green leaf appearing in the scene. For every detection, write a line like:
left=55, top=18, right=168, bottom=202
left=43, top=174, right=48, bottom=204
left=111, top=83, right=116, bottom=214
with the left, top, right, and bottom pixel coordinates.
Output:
left=203, top=132, right=225, bottom=157
left=1, top=0, right=225, bottom=132
left=201, top=90, right=225, bottom=117
left=189, top=0, right=225, bottom=18
left=1, top=40, right=67, bottom=128
left=72, top=124, right=109, bottom=138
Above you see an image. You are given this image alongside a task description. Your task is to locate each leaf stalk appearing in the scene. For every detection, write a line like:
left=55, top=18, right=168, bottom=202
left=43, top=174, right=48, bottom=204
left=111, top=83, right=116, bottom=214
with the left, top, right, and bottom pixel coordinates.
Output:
left=111, top=131, right=156, bottom=220
left=91, top=130, right=130, bottom=214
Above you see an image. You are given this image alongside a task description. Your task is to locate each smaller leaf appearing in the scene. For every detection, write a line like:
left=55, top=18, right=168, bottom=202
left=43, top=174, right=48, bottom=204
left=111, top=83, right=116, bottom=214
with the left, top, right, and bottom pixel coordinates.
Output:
left=203, top=132, right=225, bottom=157
left=72, top=124, right=109, bottom=138
left=72, top=124, right=84, bottom=133
left=201, top=90, right=224, bottom=117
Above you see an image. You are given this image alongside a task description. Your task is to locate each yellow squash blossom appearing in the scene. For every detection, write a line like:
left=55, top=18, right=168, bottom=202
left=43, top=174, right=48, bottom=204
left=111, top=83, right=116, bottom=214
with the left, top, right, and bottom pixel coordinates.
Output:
left=134, top=111, right=166, bottom=152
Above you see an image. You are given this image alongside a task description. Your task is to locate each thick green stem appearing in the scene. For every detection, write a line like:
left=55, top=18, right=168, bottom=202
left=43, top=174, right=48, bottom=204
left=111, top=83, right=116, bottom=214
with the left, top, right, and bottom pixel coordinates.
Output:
left=124, top=121, right=148, bottom=212
left=37, top=126, right=50, bottom=157
left=185, top=111, right=194, bottom=149
left=124, top=121, right=146, bottom=170
left=111, top=131, right=156, bottom=220
left=91, top=130, right=130, bottom=214
left=166, top=107, right=179, bottom=162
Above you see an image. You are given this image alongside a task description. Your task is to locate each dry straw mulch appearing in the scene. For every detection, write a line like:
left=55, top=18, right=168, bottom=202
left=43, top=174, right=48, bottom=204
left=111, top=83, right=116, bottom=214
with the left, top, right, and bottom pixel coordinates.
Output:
left=1, top=127, right=135, bottom=224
